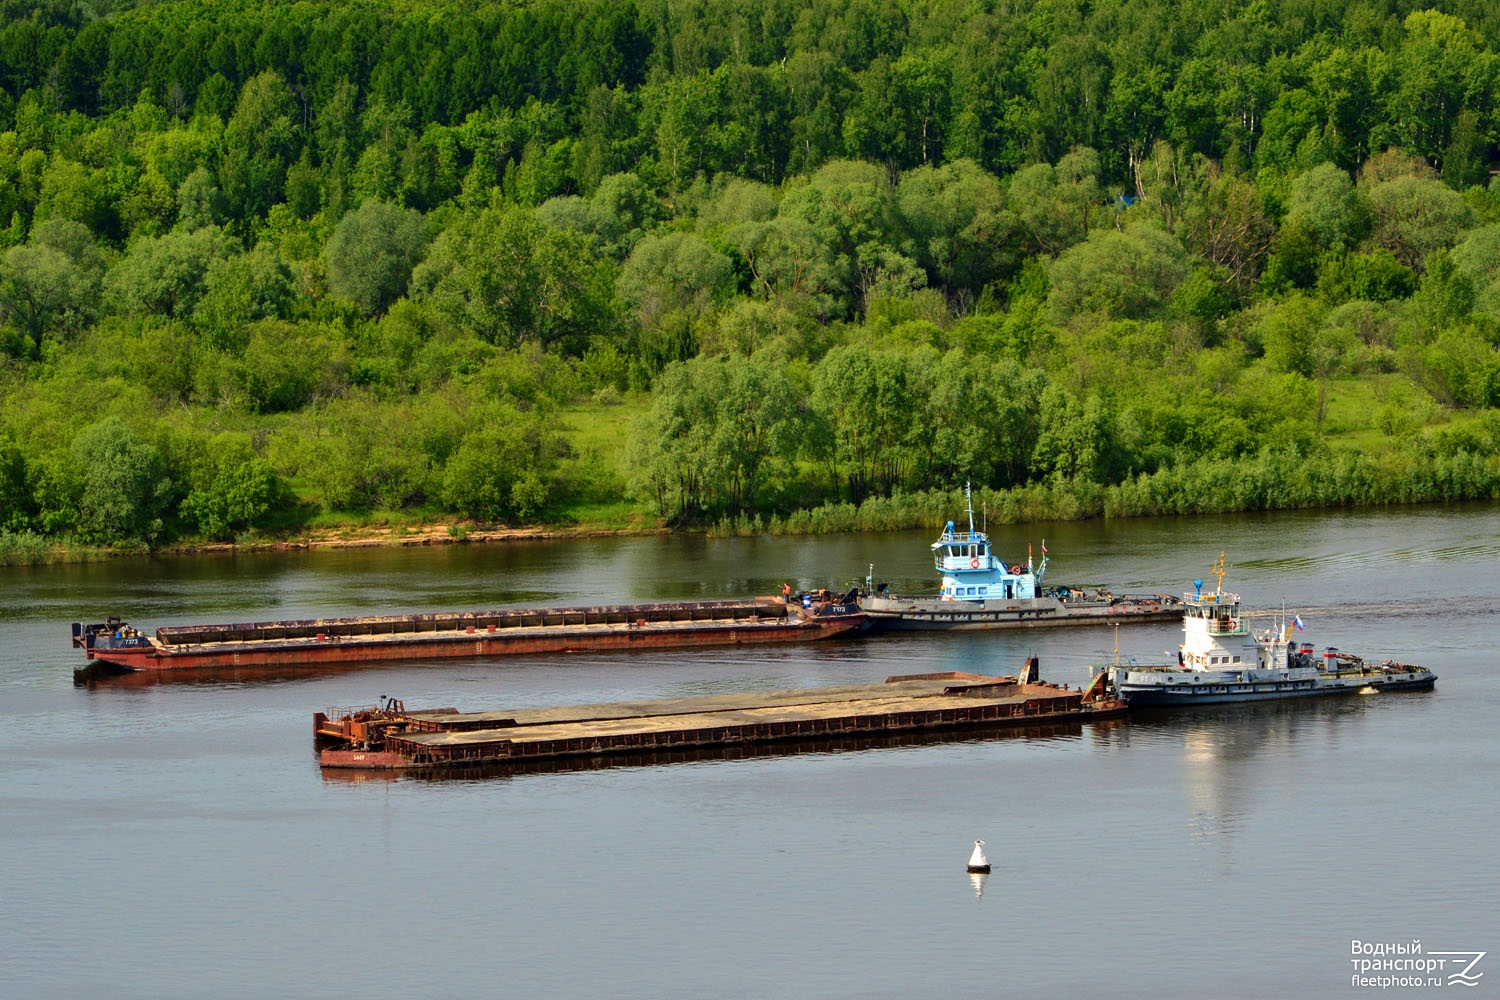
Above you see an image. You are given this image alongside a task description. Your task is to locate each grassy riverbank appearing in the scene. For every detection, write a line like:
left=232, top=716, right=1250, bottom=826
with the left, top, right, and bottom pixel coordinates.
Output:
left=9, top=376, right=1496, bottom=569
left=11, top=435, right=1499, bottom=567
left=707, top=451, right=1500, bottom=537
left=0, top=515, right=660, bottom=567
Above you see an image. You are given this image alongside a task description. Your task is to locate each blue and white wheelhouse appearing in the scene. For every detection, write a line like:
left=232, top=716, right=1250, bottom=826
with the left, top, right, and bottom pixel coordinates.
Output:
left=932, top=484, right=1046, bottom=601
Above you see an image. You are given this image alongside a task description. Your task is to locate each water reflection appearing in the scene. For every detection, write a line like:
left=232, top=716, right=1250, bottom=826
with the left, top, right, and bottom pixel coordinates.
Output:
left=1096, top=697, right=1416, bottom=848
left=73, top=661, right=386, bottom=689
left=969, top=871, right=988, bottom=899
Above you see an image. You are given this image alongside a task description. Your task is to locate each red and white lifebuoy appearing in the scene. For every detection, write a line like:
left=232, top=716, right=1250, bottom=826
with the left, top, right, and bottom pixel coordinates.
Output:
left=969, top=557, right=981, bottom=569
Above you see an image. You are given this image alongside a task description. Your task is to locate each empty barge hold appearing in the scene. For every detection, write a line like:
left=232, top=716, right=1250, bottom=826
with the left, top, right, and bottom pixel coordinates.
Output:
left=314, top=658, right=1127, bottom=771
left=72, top=593, right=865, bottom=676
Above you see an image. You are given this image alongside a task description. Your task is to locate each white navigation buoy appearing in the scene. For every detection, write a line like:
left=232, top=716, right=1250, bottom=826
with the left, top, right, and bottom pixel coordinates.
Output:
left=967, top=839, right=991, bottom=873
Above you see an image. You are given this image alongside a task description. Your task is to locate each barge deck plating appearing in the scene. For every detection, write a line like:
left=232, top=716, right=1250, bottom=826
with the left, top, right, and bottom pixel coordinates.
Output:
left=315, top=658, right=1125, bottom=770
left=72, top=594, right=865, bottom=676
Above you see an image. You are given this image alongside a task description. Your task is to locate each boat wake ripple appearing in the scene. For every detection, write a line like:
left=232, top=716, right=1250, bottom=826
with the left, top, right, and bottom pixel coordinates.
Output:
left=1241, top=595, right=1500, bottom=623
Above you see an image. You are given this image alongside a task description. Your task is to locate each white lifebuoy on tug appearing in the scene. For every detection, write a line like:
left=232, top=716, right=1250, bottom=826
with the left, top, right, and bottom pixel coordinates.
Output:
left=969, top=557, right=981, bottom=569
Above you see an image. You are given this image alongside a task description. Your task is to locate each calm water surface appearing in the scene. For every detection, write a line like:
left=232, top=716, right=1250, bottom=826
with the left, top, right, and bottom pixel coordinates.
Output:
left=3, top=508, right=1497, bottom=998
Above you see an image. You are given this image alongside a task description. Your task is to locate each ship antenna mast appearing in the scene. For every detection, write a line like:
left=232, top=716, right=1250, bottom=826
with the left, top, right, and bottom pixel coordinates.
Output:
left=1211, top=552, right=1227, bottom=596
left=965, top=481, right=975, bottom=535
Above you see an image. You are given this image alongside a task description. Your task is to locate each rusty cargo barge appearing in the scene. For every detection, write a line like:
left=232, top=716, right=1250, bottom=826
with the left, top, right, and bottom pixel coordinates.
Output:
left=72, top=594, right=865, bottom=676
left=314, top=658, right=1126, bottom=770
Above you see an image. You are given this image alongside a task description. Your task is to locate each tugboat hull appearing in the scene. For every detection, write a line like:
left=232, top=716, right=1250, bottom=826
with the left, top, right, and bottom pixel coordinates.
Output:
left=861, top=486, right=1181, bottom=631
left=1104, top=556, right=1436, bottom=706
left=1117, top=672, right=1435, bottom=705
left=861, top=594, right=1180, bottom=631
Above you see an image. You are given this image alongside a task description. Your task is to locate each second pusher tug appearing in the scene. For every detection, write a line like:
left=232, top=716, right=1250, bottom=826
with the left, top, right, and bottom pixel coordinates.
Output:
left=858, top=484, right=1181, bottom=629
left=1107, top=555, right=1435, bottom=705
left=935, top=488, right=1048, bottom=604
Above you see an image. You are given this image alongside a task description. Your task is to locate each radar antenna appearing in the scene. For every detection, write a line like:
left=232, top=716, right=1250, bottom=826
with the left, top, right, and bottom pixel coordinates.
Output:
left=1210, top=552, right=1227, bottom=596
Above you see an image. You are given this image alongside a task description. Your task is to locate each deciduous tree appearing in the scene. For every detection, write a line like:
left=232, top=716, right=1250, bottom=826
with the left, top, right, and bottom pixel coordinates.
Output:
left=324, top=199, right=426, bottom=317
left=70, top=417, right=173, bottom=543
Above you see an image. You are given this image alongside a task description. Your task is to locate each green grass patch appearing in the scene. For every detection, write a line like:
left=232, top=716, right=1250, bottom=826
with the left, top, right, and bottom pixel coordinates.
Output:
left=1320, top=376, right=1447, bottom=453
left=547, top=499, right=656, bottom=532
left=300, top=506, right=442, bottom=531
left=554, top=396, right=646, bottom=457
left=552, top=396, right=646, bottom=512
left=1319, top=379, right=1385, bottom=437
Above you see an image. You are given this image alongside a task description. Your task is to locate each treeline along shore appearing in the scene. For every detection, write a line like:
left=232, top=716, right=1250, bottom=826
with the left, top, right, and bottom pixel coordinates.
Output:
left=5, top=0, right=1500, bottom=564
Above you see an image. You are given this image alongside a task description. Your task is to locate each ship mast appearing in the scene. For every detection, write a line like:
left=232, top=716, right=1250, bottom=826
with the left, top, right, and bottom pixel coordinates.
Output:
left=1210, top=552, right=1227, bottom=596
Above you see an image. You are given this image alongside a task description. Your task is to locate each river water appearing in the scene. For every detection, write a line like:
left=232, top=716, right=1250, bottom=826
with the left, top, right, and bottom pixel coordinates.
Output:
left=3, top=507, right=1496, bottom=998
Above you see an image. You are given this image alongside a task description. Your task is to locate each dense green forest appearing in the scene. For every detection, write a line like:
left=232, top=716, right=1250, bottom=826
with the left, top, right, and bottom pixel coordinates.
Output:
left=6, top=0, right=1500, bottom=559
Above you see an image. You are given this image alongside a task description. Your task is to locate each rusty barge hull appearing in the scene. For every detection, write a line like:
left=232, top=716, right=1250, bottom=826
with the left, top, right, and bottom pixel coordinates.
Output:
left=315, top=666, right=1127, bottom=770
left=322, top=720, right=1108, bottom=781
left=73, top=598, right=865, bottom=674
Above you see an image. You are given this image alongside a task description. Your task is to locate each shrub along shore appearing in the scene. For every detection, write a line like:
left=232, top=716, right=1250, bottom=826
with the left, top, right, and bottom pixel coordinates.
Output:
left=8, top=446, right=1497, bottom=567
left=7, top=2, right=1500, bottom=562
